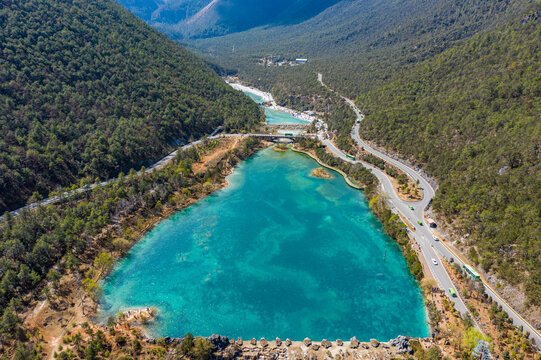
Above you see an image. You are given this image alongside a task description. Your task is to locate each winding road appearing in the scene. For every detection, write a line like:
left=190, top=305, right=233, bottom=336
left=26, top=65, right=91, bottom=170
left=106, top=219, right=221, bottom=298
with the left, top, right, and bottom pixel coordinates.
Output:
left=317, top=73, right=541, bottom=347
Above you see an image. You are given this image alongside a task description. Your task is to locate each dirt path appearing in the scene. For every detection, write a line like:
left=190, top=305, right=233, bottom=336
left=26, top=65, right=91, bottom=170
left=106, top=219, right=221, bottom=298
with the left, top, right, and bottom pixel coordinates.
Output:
left=192, top=137, right=241, bottom=174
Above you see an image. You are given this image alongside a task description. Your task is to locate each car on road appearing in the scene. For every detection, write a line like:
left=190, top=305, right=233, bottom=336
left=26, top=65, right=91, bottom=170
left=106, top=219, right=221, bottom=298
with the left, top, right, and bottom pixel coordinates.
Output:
left=449, top=288, right=457, bottom=297
left=409, top=206, right=414, bottom=210
left=431, top=258, right=438, bottom=265
left=432, top=235, right=439, bottom=241
left=417, top=220, right=423, bottom=226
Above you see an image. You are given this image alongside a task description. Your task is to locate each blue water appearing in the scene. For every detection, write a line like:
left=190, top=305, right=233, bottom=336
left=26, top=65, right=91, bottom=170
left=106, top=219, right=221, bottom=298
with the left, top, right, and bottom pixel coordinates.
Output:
left=98, top=149, right=428, bottom=340
left=244, top=91, right=311, bottom=124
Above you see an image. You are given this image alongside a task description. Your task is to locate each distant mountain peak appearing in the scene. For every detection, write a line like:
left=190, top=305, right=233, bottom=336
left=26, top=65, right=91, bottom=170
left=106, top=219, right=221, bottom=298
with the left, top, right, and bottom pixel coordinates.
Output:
left=117, top=0, right=342, bottom=38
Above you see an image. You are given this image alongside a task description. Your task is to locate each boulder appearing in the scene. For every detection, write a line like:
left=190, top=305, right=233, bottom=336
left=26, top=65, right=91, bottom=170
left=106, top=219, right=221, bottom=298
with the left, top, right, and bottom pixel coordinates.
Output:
left=260, top=338, right=268, bottom=347
left=389, top=335, right=409, bottom=354
left=336, top=339, right=343, bottom=346
left=304, top=337, right=312, bottom=347
left=223, top=346, right=241, bottom=359
left=208, top=334, right=229, bottom=350
left=276, top=338, right=282, bottom=347
left=370, top=339, right=380, bottom=348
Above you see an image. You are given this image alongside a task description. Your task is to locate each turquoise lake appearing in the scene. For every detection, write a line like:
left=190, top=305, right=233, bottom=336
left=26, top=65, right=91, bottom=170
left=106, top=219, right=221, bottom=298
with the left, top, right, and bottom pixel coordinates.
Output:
left=243, top=91, right=311, bottom=124
left=98, top=148, right=429, bottom=340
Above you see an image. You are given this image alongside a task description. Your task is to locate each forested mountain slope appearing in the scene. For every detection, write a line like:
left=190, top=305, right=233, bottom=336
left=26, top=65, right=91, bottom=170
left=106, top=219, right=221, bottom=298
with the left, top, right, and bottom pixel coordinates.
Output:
left=190, top=0, right=533, bottom=96
left=358, top=10, right=541, bottom=306
left=0, top=0, right=263, bottom=212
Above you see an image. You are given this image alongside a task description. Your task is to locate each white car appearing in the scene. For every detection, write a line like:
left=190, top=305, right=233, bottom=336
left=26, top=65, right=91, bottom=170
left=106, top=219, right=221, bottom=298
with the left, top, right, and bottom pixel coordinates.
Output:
left=431, top=258, right=438, bottom=265
left=432, top=235, right=439, bottom=241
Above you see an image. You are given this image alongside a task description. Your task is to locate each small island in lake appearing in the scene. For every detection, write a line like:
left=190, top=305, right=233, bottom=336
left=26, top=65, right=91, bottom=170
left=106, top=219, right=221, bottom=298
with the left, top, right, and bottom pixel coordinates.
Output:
left=312, top=167, right=332, bottom=179
left=274, top=143, right=289, bottom=152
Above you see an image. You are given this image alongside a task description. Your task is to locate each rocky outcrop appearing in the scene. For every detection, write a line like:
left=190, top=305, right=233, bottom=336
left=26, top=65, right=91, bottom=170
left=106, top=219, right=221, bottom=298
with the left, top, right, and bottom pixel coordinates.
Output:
left=389, top=335, right=411, bottom=354
left=143, top=333, right=423, bottom=359
left=208, top=334, right=229, bottom=350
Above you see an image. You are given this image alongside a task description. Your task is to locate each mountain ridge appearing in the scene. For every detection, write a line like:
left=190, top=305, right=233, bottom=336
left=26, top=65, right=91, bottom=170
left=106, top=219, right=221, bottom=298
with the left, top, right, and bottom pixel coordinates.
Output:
left=118, top=0, right=343, bottom=38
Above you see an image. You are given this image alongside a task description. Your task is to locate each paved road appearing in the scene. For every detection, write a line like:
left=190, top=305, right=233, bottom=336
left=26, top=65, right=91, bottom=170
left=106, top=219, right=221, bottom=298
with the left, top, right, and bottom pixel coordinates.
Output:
left=319, top=138, right=469, bottom=316
left=6, top=134, right=219, bottom=219
left=6, top=132, right=305, bottom=218
left=318, top=73, right=541, bottom=346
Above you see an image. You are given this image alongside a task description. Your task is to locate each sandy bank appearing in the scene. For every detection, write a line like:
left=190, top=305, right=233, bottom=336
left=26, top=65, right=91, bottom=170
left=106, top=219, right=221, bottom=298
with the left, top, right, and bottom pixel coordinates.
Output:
left=226, top=78, right=317, bottom=123
left=227, top=81, right=275, bottom=105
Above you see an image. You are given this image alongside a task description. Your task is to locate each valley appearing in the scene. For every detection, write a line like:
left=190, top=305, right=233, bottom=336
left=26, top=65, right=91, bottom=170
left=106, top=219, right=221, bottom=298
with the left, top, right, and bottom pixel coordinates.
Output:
left=0, top=0, right=539, bottom=359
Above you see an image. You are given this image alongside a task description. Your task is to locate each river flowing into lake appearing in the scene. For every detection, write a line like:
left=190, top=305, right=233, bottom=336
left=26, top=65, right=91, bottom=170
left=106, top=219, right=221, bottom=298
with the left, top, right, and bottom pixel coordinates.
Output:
left=243, top=91, right=311, bottom=124
left=98, top=148, right=428, bottom=340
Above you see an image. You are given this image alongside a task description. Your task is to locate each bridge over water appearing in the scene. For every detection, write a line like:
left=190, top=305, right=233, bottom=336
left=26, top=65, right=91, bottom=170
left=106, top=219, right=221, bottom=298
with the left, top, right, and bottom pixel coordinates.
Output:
left=221, top=133, right=316, bottom=143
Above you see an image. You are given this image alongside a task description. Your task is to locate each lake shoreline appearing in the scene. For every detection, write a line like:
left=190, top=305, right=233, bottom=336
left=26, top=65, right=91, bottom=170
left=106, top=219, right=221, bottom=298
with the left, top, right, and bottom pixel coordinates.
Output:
left=291, top=147, right=362, bottom=189
left=226, top=77, right=317, bottom=123
left=21, top=137, right=269, bottom=357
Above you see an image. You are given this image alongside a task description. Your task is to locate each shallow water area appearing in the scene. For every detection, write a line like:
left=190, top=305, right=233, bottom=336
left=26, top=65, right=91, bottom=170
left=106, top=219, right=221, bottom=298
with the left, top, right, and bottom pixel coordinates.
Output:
left=243, top=90, right=311, bottom=124
left=98, top=149, right=428, bottom=340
